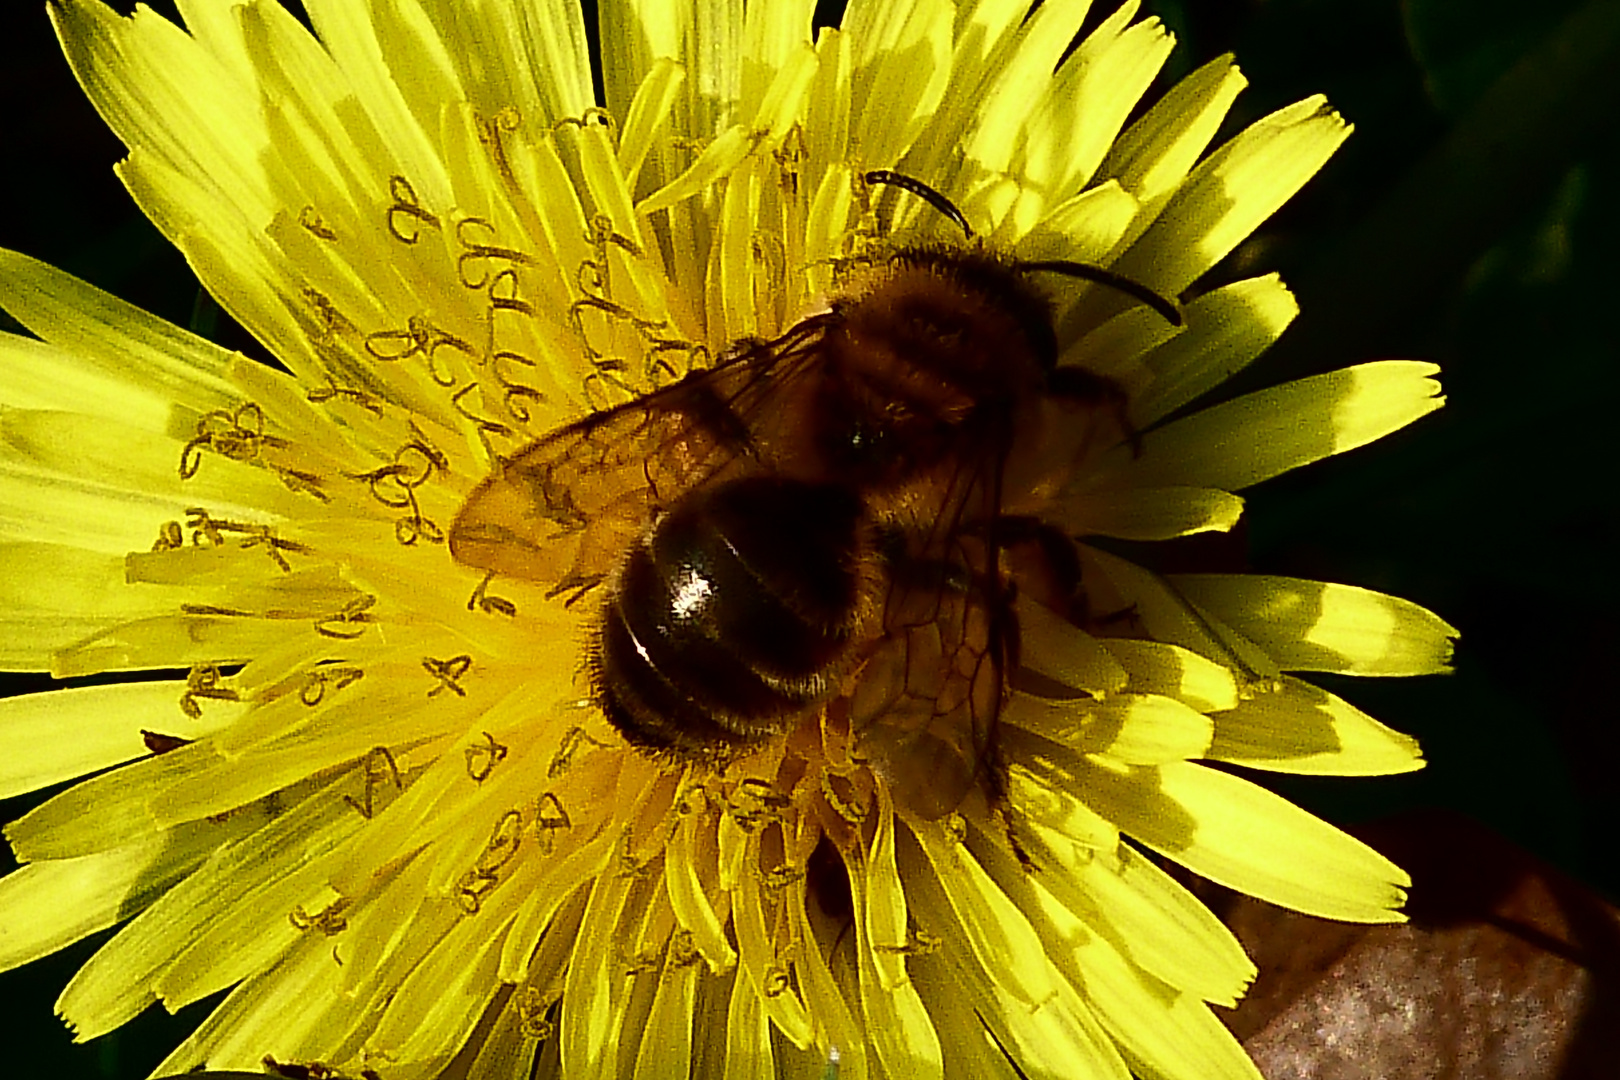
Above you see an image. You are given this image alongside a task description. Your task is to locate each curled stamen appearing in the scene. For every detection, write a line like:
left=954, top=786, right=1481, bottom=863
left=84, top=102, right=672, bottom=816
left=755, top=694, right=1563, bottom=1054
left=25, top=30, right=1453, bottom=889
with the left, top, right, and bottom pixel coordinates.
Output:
left=315, top=595, right=377, bottom=640
left=477, top=809, right=525, bottom=874
left=151, top=520, right=183, bottom=551
left=343, top=746, right=402, bottom=820
left=517, top=988, right=561, bottom=1039
left=457, top=218, right=536, bottom=290
left=467, top=571, right=517, bottom=617
left=451, top=383, right=517, bottom=449
left=423, top=655, right=474, bottom=697
left=385, top=175, right=440, bottom=244
left=532, top=792, right=572, bottom=855
left=548, top=726, right=612, bottom=778
left=477, top=108, right=524, bottom=185
left=455, top=869, right=499, bottom=914
left=552, top=106, right=618, bottom=142
left=298, top=206, right=336, bottom=240
left=464, top=731, right=509, bottom=783
left=179, top=664, right=239, bottom=719
left=307, top=375, right=383, bottom=416
left=179, top=403, right=287, bottom=479
left=872, top=926, right=942, bottom=957
left=299, top=663, right=364, bottom=707
left=289, top=898, right=352, bottom=936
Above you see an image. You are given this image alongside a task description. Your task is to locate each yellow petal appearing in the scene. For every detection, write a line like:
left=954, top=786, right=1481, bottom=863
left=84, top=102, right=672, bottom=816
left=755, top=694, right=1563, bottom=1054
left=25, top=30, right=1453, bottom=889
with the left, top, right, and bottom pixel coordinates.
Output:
left=1080, top=545, right=1280, bottom=678
left=499, top=835, right=615, bottom=982
left=664, top=804, right=737, bottom=975
left=1060, top=485, right=1244, bottom=540
left=842, top=0, right=953, bottom=167
left=1016, top=599, right=1129, bottom=695
left=1210, top=675, right=1424, bottom=775
left=1129, top=273, right=1300, bottom=425
left=0, top=680, right=242, bottom=800
left=964, top=0, right=1115, bottom=181
left=298, top=0, right=454, bottom=206
left=1103, top=638, right=1240, bottom=712
left=1099, top=52, right=1247, bottom=213
left=1006, top=754, right=1120, bottom=852
left=52, top=0, right=273, bottom=220
left=908, top=950, right=1024, bottom=1080
left=785, top=880, right=868, bottom=1079
left=636, top=124, right=755, bottom=218
left=1103, top=361, right=1445, bottom=492
left=371, top=901, right=511, bottom=1063
left=723, top=964, right=775, bottom=1080
left=1032, top=5, right=1173, bottom=201
left=863, top=785, right=910, bottom=991
left=1070, top=928, right=1263, bottom=1080
left=1011, top=693, right=1212, bottom=765
left=559, top=867, right=635, bottom=1078
left=903, top=819, right=1054, bottom=1007
left=54, top=796, right=325, bottom=1039
left=0, top=831, right=179, bottom=977
left=1096, top=759, right=1411, bottom=922
left=733, top=833, right=812, bottom=1048
left=629, top=951, right=699, bottom=1080
left=1018, top=179, right=1140, bottom=265
left=1115, top=94, right=1351, bottom=294
left=619, top=57, right=687, bottom=185
left=1172, top=574, right=1458, bottom=675
left=1015, top=818, right=1255, bottom=1006
left=0, top=249, right=236, bottom=413
left=847, top=844, right=942, bottom=1080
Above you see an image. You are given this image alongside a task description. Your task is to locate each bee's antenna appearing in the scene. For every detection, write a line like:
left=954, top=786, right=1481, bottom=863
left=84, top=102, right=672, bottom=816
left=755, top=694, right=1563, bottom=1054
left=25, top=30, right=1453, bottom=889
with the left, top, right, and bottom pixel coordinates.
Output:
left=863, top=170, right=973, bottom=239
left=1017, top=259, right=1183, bottom=327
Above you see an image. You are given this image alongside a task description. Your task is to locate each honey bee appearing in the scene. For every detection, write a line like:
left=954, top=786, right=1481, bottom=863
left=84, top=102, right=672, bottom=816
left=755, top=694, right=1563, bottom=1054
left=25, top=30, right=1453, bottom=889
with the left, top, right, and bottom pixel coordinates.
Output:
left=450, top=175, right=1179, bottom=819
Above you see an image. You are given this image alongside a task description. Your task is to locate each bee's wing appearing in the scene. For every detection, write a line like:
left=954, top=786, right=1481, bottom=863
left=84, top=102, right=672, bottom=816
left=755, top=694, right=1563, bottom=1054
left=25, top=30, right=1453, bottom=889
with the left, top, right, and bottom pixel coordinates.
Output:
left=449, top=325, right=827, bottom=601
left=851, top=438, right=1011, bottom=821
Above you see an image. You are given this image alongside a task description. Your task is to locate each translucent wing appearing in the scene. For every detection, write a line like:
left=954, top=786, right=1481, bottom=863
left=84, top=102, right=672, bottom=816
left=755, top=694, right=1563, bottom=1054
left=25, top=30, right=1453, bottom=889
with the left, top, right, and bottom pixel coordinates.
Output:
left=449, top=325, right=827, bottom=602
left=848, top=426, right=1013, bottom=820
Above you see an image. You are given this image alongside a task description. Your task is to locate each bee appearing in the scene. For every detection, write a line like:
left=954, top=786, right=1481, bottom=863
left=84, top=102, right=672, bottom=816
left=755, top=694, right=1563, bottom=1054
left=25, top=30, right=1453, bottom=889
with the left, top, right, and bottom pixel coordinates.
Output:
left=449, top=174, right=1179, bottom=820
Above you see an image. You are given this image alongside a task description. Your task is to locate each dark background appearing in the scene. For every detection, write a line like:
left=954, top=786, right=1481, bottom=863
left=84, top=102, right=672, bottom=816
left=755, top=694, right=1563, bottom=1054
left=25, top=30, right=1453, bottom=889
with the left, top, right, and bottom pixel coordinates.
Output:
left=1, top=0, right=1616, bottom=1076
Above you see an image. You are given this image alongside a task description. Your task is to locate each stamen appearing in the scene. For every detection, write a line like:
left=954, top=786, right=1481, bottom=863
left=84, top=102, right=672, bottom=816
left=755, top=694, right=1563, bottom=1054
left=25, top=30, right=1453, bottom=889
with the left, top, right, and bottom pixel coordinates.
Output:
left=464, top=731, right=509, bottom=783
left=456, top=217, right=536, bottom=290
left=532, top=792, right=571, bottom=855
left=288, top=898, right=352, bottom=936
left=297, top=206, right=336, bottom=240
left=343, top=746, right=402, bottom=820
left=467, top=572, right=518, bottom=617
left=179, top=402, right=287, bottom=478
left=548, top=726, right=613, bottom=779
left=423, top=655, right=474, bottom=698
left=179, top=663, right=239, bottom=719
left=315, top=595, right=377, bottom=640
left=298, top=663, right=364, bottom=707
left=385, top=175, right=440, bottom=244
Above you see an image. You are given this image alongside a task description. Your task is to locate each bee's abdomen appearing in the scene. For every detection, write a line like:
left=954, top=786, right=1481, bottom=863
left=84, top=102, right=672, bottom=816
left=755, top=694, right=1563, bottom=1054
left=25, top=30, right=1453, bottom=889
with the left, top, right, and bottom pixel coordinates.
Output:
left=596, top=477, right=865, bottom=754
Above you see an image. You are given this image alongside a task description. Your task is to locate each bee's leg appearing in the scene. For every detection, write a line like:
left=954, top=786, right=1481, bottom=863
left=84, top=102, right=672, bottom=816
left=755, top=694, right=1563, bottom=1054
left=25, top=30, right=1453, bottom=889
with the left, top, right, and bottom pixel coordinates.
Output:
left=1048, top=365, right=1141, bottom=456
left=994, top=516, right=1144, bottom=635
left=991, top=515, right=1083, bottom=622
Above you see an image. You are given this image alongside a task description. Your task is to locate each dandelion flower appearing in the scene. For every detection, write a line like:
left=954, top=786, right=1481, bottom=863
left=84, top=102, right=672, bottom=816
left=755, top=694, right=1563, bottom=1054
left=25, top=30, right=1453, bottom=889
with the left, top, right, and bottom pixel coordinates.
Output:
left=0, top=0, right=1455, bottom=1078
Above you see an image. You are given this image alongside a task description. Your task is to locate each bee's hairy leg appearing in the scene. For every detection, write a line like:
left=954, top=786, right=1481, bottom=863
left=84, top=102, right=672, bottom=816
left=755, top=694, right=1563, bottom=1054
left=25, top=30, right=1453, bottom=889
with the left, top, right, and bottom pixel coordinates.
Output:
left=984, top=515, right=1085, bottom=623
left=1048, top=365, right=1141, bottom=457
